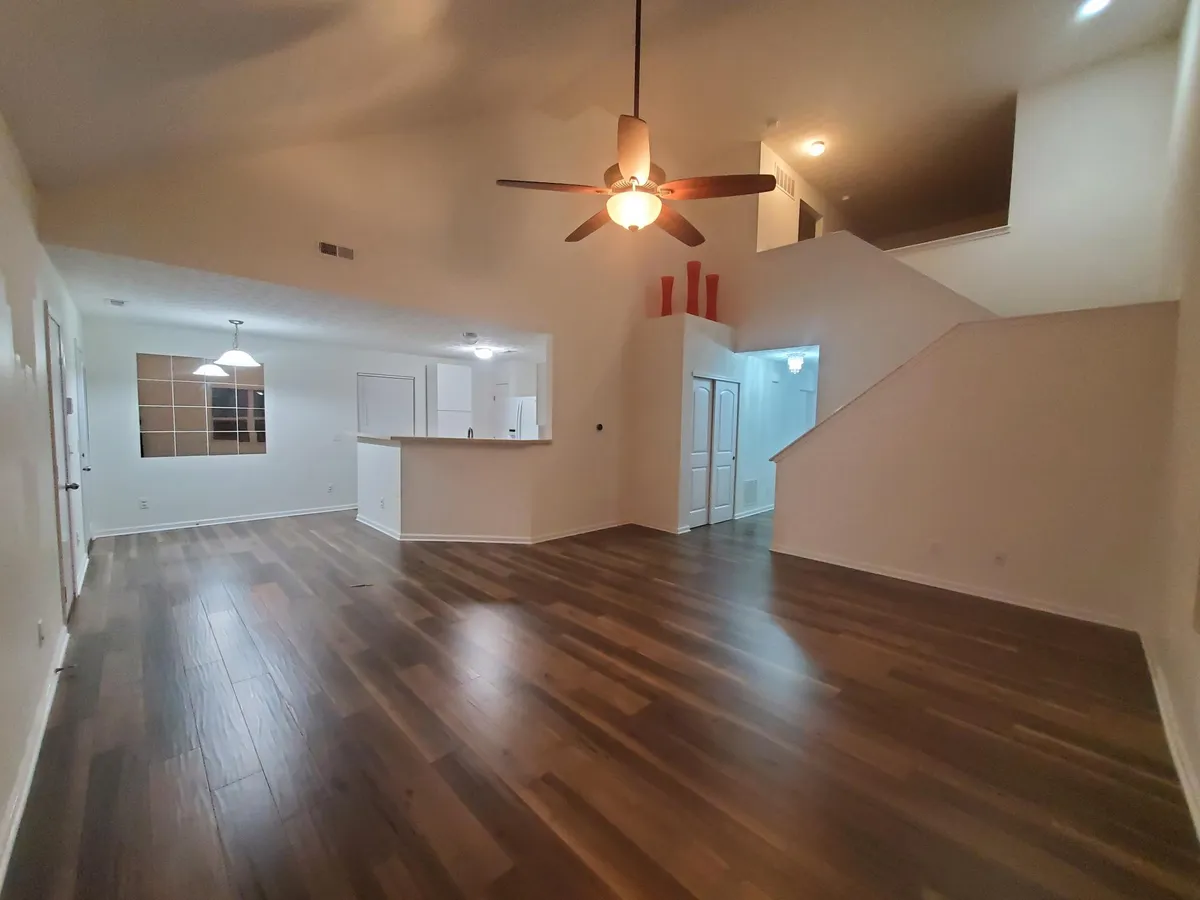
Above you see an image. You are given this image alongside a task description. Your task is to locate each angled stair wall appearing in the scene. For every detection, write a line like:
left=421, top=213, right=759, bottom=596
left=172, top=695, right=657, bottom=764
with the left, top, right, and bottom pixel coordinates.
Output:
left=771, top=302, right=1177, bottom=630
left=730, top=231, right=995, bottom=422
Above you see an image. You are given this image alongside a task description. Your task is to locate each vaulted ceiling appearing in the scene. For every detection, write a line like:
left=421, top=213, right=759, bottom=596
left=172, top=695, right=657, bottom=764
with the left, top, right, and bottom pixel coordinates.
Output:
left=0, top=0, right=1186, bottom=228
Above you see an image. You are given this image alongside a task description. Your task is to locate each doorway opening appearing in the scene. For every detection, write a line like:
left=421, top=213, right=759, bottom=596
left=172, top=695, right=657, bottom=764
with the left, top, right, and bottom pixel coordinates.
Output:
left=799, top=200, right=823, bottom=242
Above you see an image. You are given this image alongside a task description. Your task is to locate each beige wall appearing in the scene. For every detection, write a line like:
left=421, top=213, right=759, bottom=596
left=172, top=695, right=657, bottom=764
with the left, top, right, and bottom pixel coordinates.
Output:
left=0, top=113, right=80, bottom=874
left=735, top=231, right=993, bottom=420
left=773, top=303, right=1176, bottom=629
left=38, top=109, right=656, bottom=543
left=756, top=143, right=847, bottom=253
left=1156, top=0, right=1200, bottom=831
left=621, top=314, right=686, bottom=533
left=894, top=42, right=1179, bottom=316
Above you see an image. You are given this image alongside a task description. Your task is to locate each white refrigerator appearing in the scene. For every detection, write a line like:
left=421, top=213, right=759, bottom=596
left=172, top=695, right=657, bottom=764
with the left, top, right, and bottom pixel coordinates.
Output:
left=504, top=396, right=538, bottom=440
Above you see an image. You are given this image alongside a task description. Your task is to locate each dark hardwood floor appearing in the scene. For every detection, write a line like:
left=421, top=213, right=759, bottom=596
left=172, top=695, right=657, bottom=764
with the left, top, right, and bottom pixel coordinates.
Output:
left=4, top=512, right=1198, bottom=899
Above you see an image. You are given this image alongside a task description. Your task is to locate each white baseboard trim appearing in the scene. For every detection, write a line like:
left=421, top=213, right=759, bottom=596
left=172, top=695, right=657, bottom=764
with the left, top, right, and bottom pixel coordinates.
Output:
left=771, top=544, right=1135, bottom=631
left=74, top=553, right=90, bottom=596
left=1142, top=635, right=1200, bottom=844
left=356, top=520, right=624, bottom=545
left=398, top=532, right=536, bottom=544
left=735, top=505, right=775, bottom=520
left=91, top=504, right=357, bottom=538
left=533, top=522, right=623, bottom=543
left=0, top=626, right=70, bottom=887
left=354, top=515, right=402, bottom=541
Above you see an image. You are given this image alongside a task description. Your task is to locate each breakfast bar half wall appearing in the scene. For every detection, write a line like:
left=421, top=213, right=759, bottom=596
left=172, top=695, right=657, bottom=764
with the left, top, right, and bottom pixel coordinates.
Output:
left=356, top=436, right=553, bottom=543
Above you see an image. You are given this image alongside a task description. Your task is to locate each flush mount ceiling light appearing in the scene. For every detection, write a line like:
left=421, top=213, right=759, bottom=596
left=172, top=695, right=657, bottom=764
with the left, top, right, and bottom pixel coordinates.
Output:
left=192, top=362, right=229, bottom=377
left=1076, top=0, right=1111, bottom=19
left=214, top=319, right=260, bottom=367
left=788, top=355, right=805, bottom=374
left=805, top=140, right=827, bottom=157
left=463, top=332, right=496, bottom=359
left=494, top=0, right=776, bottom=245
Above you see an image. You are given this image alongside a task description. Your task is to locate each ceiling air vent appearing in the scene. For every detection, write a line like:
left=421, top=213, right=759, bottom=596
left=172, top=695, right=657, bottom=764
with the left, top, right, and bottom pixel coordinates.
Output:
left=318, top=241, right=355, bottom=261
left=773, top=163, right=795, bottom=199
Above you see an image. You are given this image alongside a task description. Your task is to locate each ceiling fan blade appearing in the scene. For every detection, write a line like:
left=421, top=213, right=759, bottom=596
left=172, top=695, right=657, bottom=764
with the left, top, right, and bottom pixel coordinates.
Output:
left=565, top=208, right=611, bottom=242
left=658, top=174, right=777, bottom=200
left=656, top=205, right=705, bottom=246
left=617, top=115, right=651, bottom=184
left=496, top=180, right=609, bottom=194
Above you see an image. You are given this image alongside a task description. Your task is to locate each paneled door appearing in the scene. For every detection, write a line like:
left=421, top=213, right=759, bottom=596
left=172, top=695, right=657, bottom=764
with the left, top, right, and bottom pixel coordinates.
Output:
left=688, top=378, right=714, bottom=527
left=708, top=380, right=740, bottom=524
left=48, top=314, right=81, bottom=620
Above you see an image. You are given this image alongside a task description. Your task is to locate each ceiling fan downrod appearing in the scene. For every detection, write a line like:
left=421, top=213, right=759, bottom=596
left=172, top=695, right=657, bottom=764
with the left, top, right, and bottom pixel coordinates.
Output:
left=632, top=0, right=643, bottom=119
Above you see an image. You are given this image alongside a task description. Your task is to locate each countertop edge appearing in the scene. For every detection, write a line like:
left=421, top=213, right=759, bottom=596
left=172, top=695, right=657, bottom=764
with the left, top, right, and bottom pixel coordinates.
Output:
left=357, top=435, right=551, bottom=447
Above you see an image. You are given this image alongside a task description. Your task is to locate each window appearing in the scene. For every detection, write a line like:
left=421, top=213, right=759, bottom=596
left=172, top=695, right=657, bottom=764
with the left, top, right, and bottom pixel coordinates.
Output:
left=136, top=353, right=266, bottom=457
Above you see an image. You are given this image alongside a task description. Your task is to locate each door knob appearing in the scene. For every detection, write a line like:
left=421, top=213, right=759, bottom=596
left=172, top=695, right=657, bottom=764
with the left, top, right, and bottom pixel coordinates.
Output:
left=82, top=466, right=92, bottom=472
left=64, top=483, right=80, bottom=491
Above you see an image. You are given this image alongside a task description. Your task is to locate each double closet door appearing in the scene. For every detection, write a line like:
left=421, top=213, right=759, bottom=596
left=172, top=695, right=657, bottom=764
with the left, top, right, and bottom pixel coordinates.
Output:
left=688, top=377, right=740, bottom=528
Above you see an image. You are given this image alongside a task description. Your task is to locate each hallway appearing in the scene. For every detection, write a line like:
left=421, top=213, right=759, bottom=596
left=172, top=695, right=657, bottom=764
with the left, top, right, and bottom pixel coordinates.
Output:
left=4, top=512, right=1197, bottom=899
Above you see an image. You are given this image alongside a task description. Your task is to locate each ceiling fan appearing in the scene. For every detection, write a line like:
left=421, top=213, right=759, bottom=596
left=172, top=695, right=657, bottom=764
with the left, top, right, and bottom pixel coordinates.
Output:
left=496, top=0, right=776, bottom=246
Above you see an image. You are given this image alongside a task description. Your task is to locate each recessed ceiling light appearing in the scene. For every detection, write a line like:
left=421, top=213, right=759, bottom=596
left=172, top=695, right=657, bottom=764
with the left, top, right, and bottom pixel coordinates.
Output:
left=842, top=194, right=851, bottom=201
left=805, top=140, right=827, bottom=157
left=474, top=347, right=494, bottom=360
left=1075, top=0, right=1111, bottom=20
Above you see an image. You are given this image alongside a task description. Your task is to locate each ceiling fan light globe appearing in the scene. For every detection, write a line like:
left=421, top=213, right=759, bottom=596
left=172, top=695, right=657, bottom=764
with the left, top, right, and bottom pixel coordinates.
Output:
left=606, top=190, right=662, bottom=231
left=214, top=349, right=261, bottom=367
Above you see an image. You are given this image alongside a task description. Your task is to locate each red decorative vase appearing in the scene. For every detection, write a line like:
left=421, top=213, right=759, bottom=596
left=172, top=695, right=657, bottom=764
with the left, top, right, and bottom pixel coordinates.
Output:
left=686, top=260, right=701, bottom=316
left=705, top=274, right=720, bottom=321
left=660, top=275, right=675, bottom=317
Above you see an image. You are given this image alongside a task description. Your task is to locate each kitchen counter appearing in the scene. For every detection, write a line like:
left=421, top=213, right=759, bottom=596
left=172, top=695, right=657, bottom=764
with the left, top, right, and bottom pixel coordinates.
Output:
left=355, top=435, right=547, bottom=542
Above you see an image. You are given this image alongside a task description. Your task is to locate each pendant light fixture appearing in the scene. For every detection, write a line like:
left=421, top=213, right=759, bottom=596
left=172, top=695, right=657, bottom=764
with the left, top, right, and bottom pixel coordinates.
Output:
left=214, top=319, right=260, bottom=368
left=192, top=362, right=229, bottom=377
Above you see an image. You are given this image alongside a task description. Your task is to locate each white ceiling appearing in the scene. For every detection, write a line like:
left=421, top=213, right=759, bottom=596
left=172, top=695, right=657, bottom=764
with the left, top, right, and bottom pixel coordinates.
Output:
left=0, top=0, right=1186, bottom=202
left=49, top=246, right=547, bottom=359
left=746, top=346, right=821, bottom=362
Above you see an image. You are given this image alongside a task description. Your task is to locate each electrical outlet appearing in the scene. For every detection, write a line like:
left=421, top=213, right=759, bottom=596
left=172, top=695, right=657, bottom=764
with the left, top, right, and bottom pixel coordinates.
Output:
left=139, top=498, right=149, bottom=510
left=36, top=619, right=44, bottom=647
left=379, top=499, right=385, bottom=510
left=327, top=484, right=334, bottom=493
left=994, top=552, right=1008, bottom=567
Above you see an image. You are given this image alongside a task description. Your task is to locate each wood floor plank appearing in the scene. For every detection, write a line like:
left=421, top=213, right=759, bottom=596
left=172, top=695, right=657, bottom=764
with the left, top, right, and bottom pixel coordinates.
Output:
left=4, top=511, right=1198, bottom=900
left=212, top=773, right=311, bottom=900
left=186, top=660, right=262, bottom=790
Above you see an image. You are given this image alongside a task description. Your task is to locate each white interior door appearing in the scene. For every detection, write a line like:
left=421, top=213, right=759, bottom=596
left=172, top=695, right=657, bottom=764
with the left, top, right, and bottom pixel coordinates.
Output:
left=357, top=374, right=416, bottom=437
left=491, top=380, right=512, bottom=439
left=688, top=378, right=714, bottom=527
left=74, top=338, right=91, bottom=560
left=48, top=315, right=80, bottom=619
left=708, top=380, right=739, bottom=524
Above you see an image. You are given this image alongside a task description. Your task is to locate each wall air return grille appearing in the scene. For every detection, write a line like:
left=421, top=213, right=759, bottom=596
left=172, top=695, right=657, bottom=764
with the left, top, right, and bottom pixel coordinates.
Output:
left=774, top=164, right=795, bottom=199
left=318, top=241, right=355, bottom=260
